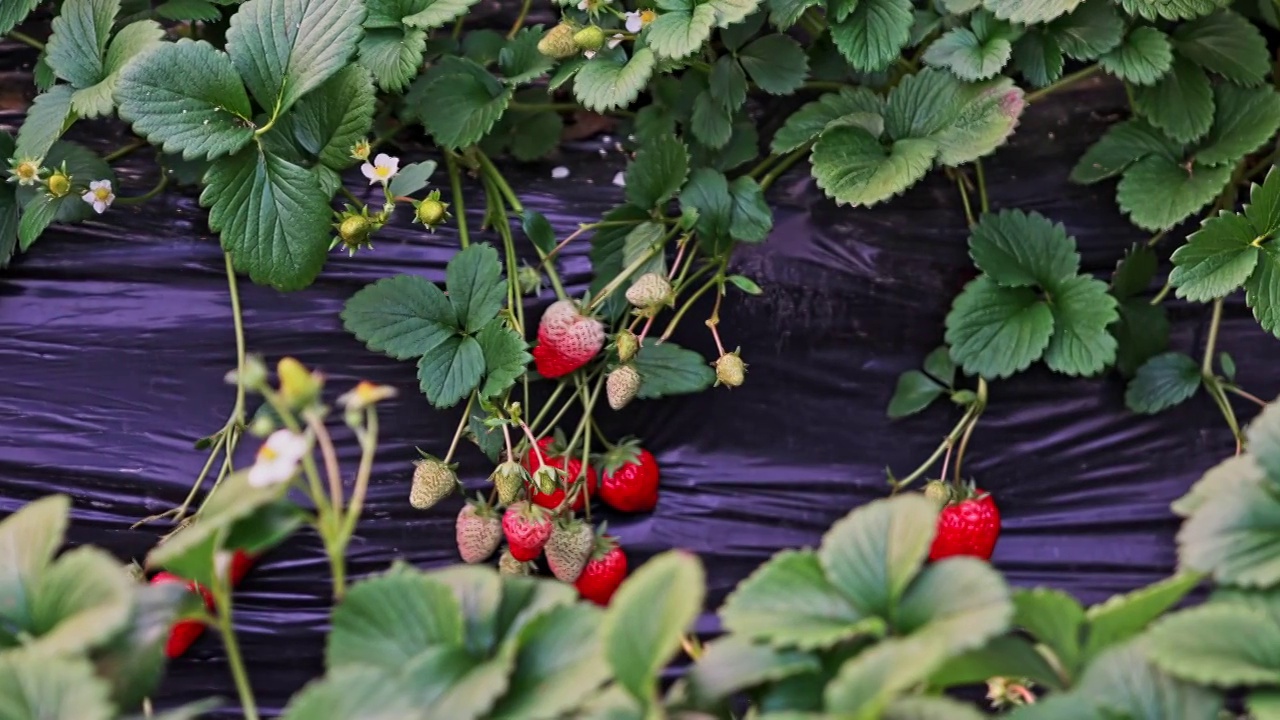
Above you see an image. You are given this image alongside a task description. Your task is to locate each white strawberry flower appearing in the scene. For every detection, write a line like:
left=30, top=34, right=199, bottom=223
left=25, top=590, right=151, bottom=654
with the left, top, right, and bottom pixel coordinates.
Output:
left=81, top=179, right=115, bottom=214
left=360, top=153, right=400, bottom=186
left=247, top=429, right=309, bottom=488
left=584, top=33, right=625, bottom=58
left=612, top=171, right=626, bottom=187
left=577, top=0, right=610, bottom=11
left=625, top=9, right=655, bottom=32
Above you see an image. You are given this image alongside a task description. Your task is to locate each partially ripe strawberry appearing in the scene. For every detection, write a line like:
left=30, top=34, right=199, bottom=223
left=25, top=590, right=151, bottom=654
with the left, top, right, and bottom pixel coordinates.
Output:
left=533, top=300, right=604, bottom=378
left=456, top=500, right=502, bottom=563
left=523, top=435, right=598, bottom=511
left=575, top=534, right=628, bottom=605
left=929, top=489, right=1000, bottom=561
left=151, top=572, right=208, bottom=658
left=599, top=440, right=660, bottom=513
left=606, top=365, right=641, bottom=410
left=502, top=501, right=553, bottom=561
left=545, top=517, right=595, bottom=583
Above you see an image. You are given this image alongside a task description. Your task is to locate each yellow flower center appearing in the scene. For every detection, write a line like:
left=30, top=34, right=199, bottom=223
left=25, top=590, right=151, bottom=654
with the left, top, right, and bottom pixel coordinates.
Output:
left=257, top=446, right=278, bottom=463
left=640, top=9, right=655, bottom=25
left=93, top=187, right=111, bottom=201
left=375, top=165, right=391, bottom=178
left=16, top=162, right=38, bottom=181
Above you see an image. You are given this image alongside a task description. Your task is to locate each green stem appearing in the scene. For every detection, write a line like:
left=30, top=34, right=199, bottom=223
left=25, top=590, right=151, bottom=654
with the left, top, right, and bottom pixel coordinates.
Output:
left=1149, top=280, right=1172, bottom=306
left=588, top=240, right=667, bottom=313
left=953, top=170, right=976, bottom=228
left=951, top=379, right=987, bottom=485
left=1226, top=385, right=1268, bottom=407
left=491, top=184, right=525, bottom=335
left=1206, top=379, right=1245, bottom=453
left=529, top=382, right=569, bottom=435
left=213, top=586, right=259, bottom=720
left=890, top=382, right=987, bottom=494
left=338, top=408, right=379, bottom=551
left=104, top=139, right=146, bottom=164
left=475, top=149, right=569, bottom=300
left=7, top=30, right=44, bottom=50
left=508, top=0, right=532, bottom=38
left=1025, top=64, right=1102, bottom=103
left=747, top=153, right=782, bottom=180
left=759, top=144, right=811, bottom=192
left=225, top=253, right=247, bottom=427
left=445, top=153, right=470, bottom=249
left=578, top=377, right=594, bottom=523
left=116, top=175, right=168, bottom=205
left=975, top=159, right=990, bottom=214
left=338, top=186, right=365, bottom=209
left=1202, top=297, right=1224, bottom=377
left=443, top=394, right=476, bottom=466
left=660, top=272, right=718, bottom=341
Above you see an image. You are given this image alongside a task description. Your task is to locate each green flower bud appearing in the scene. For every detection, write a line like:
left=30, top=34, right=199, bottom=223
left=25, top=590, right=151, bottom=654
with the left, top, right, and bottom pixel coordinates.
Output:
left=46, top=171, right=71, bottom=198
left=416, top=198, right=448, bottom=226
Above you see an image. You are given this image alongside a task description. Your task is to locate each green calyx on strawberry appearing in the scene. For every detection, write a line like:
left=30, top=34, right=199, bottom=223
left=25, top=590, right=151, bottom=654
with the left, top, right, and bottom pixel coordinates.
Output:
left=574, top=530, right=627, bottom=605
left=598, top=438, right=659, bottom=513
left=490, top=460, right=527, bottom=506
left=502, top=501, right=554, bottom=561
left=532, top=299, right=605, bottom=379
left=456, top=497, right=502, bottom=564
left=545, top=516, right=596, bottom=583
left=928, top=479, right=1000, bottom=562
left=522, top=432, right=599, bottom=512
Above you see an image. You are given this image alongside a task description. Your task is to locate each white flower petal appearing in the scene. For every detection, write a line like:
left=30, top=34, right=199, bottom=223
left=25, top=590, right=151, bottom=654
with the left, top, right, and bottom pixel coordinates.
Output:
left=583, top=49, right=596, bottom=59
left=607, top=34, right=623, bottom=48
left=612, top=171, right=626, bottom=187
left=625, top=12, right=643, bottom=32
left=361, top=163, right=378, bottom=183
left=90, top=179, right=111, bottom=192
left=551, top=166, right=570, bottom=179
left=82, top=191, right=96, bottom=204
left=91, top=200, right=106, bottom=214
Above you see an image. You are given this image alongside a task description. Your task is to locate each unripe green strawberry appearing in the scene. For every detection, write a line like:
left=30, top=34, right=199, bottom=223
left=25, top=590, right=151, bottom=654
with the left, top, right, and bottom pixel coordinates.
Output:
left=499, top=548, right=532, bottom=575
left=538, top=23, right=578, bottom=59
left=606, top=365, right=641, bottom=410
left=409, top=458, right=457, bottom=510
left=456, top=500, right=501, bottom=563
left=625, top=272, right=673, bottom=312
left=46, top=170, right=71, bottom=198
left=338, top=214, right=371, bottom=246
left=545, top=518, right=595, bottom=583
left=491, top=460, right=525, bottom=505
left=574, top=25, right=605, bottom=51
left=615, top=329, right=639, bottom=363
left=416, top=198, right=447, bottom=226
left=923, top=480, right=952, bottom=507
left=713, top=350, right=746, bottom=388
left=517, top=265, right=543, bottom=296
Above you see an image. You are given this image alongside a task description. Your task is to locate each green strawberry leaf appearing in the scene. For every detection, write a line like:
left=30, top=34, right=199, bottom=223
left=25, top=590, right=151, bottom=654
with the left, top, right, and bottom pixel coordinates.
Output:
left=1170, top=212, right=1262, bottom=302
left=946, top=276, right=1055, bottom=379
left=923, top=12, right=1016, bottom=82
left=1112, top=243, right=1159, bottom=300
left=1074, top=641, right=1225, bottom=719
left=1082, top=571, right=1202, bottom=662
left=0, top=0, right=40, bottom=37
left=728, top=176, right=772, bottom=243
left=0, top=179, right=16, bottom=270
left=1146, top=603, right=1280, bottom=687
left=811, top=126, right=938, bottom=208
left=416, top=57, right=512, bottom=149
left=201, top=146, right=331, bottom=291
left=929, top=635, right=1066, bottom=693
left=1012, top=587, right=1086, bottom=676
left=1197, top=85, right=1280, bottom=167
left=358, top=27, right=428, bottom=92
left=681, top=168, right=734, bottom=249
left=819, top=495, right=937, bottom=618
left=476, top=320, right=530, bottom=398
left=691, top=91, right=734, bottom=149
left=115, top=39, right=255, bottom=160
left=1048, top=0, right=1124, bottom=59
left=226, top=0, right=365, bottom=119
left=1115, top=0, right=1228, bottom=21
left=1011, top=31, right=1064, bottom=87
left=681, top=636, right=820, bottom=707
left=1099, top=26, right=1173, bottom=86
left=1116, top=155, right=1232, bottom=231
left=709, top=56, right=748, bottom=113
left=1247, top=168, right=1280, bottom=238
left=445, top=242, right=507, bottom=334
left=1246, top=244, right=1280, bottom=339
left=894, top=558, right=1013, bottom=656
left=1070, top=118, right=1181, bottom=184
left=720, top=549, right=877, bottom=650
left=290, top=65, right=376, bottom=171
left=0, top=654, right=113, bottom=720
left=767, top=0, right=821, bottom=29
left=625, top=133, right=689, bottom=209
left=1043, top=275, right=1119, bottom=377
left=507, top=110, right=563, bottom=161
left=633, top=342, right=716, bottom=399
left=707, top=0, right=765, bottom=27
left=603, top=552, right=705, bottom=703
left=1178, top=457, right=1280, bottom=586
left=1125, top=351, right=1201, bottom=414
left=26, top=546, right=134, bottom=657
left=982, top=0, right=1082, bottom=24
left=17, top=194, right=59, bottom=253
left=14, top=85, right=75, bottom=162
left=14, top=141, right=113, bottom=228
left=574, top=47, right=656, bottom=113
left=1171, top=9, right=1270, bottom=87
left=887, top=370, right=945, bottom=419
left=1132, top=57, right=1215, bottom=144
left=823, top=636, right=952, bottom=717
left=156, top=0, right=222, bottom=21
left=0, top=495, right=70, bottom=631
left=968, top=209, right=1079, bottom=289
left=1111, top=301, right=1169, bottom=378
left=499, top=27, right=555, bottom=84
left=388, top=160, right=438, bottom=197
left=403, top=0, right=483, bottom=29
left=45, top=0, right=116, bottom=91
left=326, top=570, right=464, bottom=670
left=418, top=335, right=484, bottom=409
left=772, top=87, right=884, bottom=154
left=739, top=34, right=809, bottom=94
left=885, top=69, right=1025, bottom=166
left=521, top=210, right=557, bottom=255
left=646, top=4, right=717, bottom=60
left=830, top=0, right=913, bottom=73
left=71, top=19, right=165, bottom=119
left=486, top=603, right=608, bottom=719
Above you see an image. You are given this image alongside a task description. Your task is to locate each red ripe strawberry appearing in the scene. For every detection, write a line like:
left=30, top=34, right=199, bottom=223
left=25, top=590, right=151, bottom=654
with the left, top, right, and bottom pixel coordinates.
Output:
left=523, top=435, right=599, bottom=511
left=533, top=300, right=605, bottom=378
left=575, top=534, right=628, bottom=605
left=599, top=440, right=659, bottom=513
left=502, top=501, right=553, bottom=561
left=229, top=550, right=254, bottom=586
left=151, top=571, right=209, bottom=658
left=928, top=488, right=1000, bottom=561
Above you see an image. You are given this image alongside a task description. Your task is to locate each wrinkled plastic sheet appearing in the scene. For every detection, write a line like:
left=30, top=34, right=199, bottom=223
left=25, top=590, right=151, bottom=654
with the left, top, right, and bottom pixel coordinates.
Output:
left=0, top=53, right=1257, bottom=714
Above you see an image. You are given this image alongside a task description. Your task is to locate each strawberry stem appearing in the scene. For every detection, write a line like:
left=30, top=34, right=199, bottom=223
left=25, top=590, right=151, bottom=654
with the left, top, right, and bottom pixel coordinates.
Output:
left=443, top=393, right=476, bottom=465
left=951, top=378, right=987, bottom=487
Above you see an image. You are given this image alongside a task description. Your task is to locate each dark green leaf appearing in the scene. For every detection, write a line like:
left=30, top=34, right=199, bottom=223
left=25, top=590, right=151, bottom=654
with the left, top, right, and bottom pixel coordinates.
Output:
left=739, top=34, right=809, bottom=94
left=1170, top=211, right=1261, bottom=301
left=342, top=275, right=459, bottom=360
left=766, top=0, right=820, bottom=29
left=709, top=56, right=747, bottom=113
left=1172, top=9, right=1270, bottom=86
left=633, top=342, right=716, bottom=399
left=1247, top=243, right=1280, bottom=339
left=45, top=0, right=116, bottom=89
left=156, top=0, right=222, bottom=20
left=811, top=126, right=937, bottom=208
left=1197, top=84, right=1280, bottom=167
left=476, top=320, right=530, bottom=398
left=291, top=65, right=377, bottom=170
left=771, top=87, right=884, bottom=154
left=1071, top=118, right=1181, bottom=184
left=680, top=168, right=734, bottom=247
left=1042, top=275, right=1118, bottom=377
left=1110, top=299, right=1169, bottom=377
left=573, top=47, right=656, bottom=113
left=1048, top=0, right=1124, bottom=59
left=508, top=111, right=562, bottom=161
left=946, top=277, right=1055, bottom=379
left=418, top=335, right=485, bottom=408
left=819, top=495, right=936, bottom=618
left=488, top=604, right=608, bottom=719
left=1125, top=352, right=1202, bottom=414
left=968, top=209, right=1079, bottom=289
left=1131, top=58, right=1214, bottom=144
left=625, top=133, right=689, bottom=209
left=1112, top=244, right=1159, bottom=299
left=691, top=91, right=734, bottom=149
left=887, top=370, right=945, bottom=419
left=446, top=243, right=507, bottom=334
left=0, top=0, right=40, bottom=37
left=830, top=0, right=913, bottom=72
left=417, top=57, right=513, bottom=149
left=1246, top=167, right=1280, bottom=238
left=14, top=85, right=75, bottom=162
left=1115, top=155, right=1232, bottom=231
left=1099, top=26, right=1173, bottom=85
left=499, top=27, right=555, bottom=84
left=358, top=27, right=428, bottom=92
left=1115, top=0, right=1226, bottom=21
left=728, top=176, right=772, bottom=243
left=17, top=194, right=58, bottom=253
left=1012, top=31, right=1064, bottom=87
left=682, top=636, right=820, bottom=707
left=522, top=210, right=556, bottom=255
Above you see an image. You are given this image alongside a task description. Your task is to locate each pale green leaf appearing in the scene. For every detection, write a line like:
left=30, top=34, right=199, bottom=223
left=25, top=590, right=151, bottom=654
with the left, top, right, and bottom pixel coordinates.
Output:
left=1197, top=84, right=1280, bottom=167
left=403, top=0, right=482, bottom=29
left=887, top=370, right=944, bottom=419
left=811, top=126, right=937, bottom=207
left=14, top=86, right=75, bottom=162
left=1115, top=155, right=1231, bottom=231
left=923, top=27, right=1012, bottom=81
left=884, top=697, right=987, bottom=720
left=1076, top=640, right=1224, bottom=719
left=1169, top=212, right=1262, bottom=301
left=418, top=335, right=484, bottom=408
left=71, top=19, right=164, bottom=119
left=326, top=570, right=464, bottom=670
left=771, top=87, right=884, bottom=154
left=707, top=0, right=764, bottom=27
left=886, top=69, right=1024, bottom=164
left=1132, top=57, right=1214, bottom=143
left=1125, top=352, right=1201, bottom=414
left=156, top=0, right=222, bottom=21
left=830, top=0, right=913, bottom=72
left=604, top=552, right=704, bottom=702
left=359, top=27, right=428, bottom=92
left=573, top=47, right=656, bottom=113
left=719, top=550, right=875, bottom=649
left=282, top=666, right=424, bottom=720
left=115, top=39, right=255, bottom=161
left=819, top=494, right=936, bottom=617
left=226, top=0, right=366, bottom=117
left=1012, top=32, right=1064, bottom=87
left=45, top=0, right=117, bottom=89
left=945, top=276, right=1055, bottom=379
left=1115, top=0, right=1228, bottom=21
left=929, top=635, right=1067, bottom=692
left=342, top=275, right=458, bottom=360
left=0, top=0, right=40, bottom=37
left=1250, top=690, right=1280, bottom=720
left=1247, top=244, right=1280, bottom=339
left=477, top=320, right=529, bottom=398
left=682, top=636, right=820, bottom=706
left=895, top=557, right=1013, bottom=654
left=633, top=341, right=716, bottom=399
left=968, top=208, right=1079, bottom=288
left=292, top=65, right=376, bottom=170
left=28, top=547, right=132, bottom=656
left=625, top=133, right=689, bottom=209
left=1246, top=398, right=1280, bottom=481
left=488, top=604, right=608, bottom=720
left=1084, top=571, right=1202, bottom=660
left=201, top=146, right=331, bottom=291
left=824, top=635, right=950, bottom=716
left=0, top=653, right=114, bottom=720
left=983, top=0, right=1083, bottom=23
left=1172, top=9, right=1271, bottom=86
left=767, top=0, right=821, bottom=29
left=1070, top=118, right=1181, bottom=184
left=646, top=5, right=717, bottom=60
left=417, top=57, right=512, bottom=149
left=739, top=34, right=809, bottom=93
left=388, top=160, right=437, bottom=197
left=1012, top=587, right=1085, bottom=673
left=1099, top=26, right=1173, bottom=85
left=1042, top=275, right=1118, bottom=377
left=0, top=496, right=69, bottom=631
left=1049, top=0, right=1124, bottom=59
left=1172, top=455, right=1263, bottom=519
left=1148, top=603, right=1280, bottom=686
left=1177, top=467, right=1280, bottom=586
